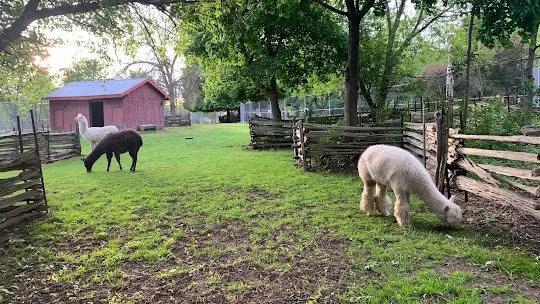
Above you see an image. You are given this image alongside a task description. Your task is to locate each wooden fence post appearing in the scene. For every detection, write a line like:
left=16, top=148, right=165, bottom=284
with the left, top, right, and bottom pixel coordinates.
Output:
left=299, top=120, right=307, bottom=170
left=30, top=110, right=47, bottom=210
left=435, top=110, right=449, bottom=195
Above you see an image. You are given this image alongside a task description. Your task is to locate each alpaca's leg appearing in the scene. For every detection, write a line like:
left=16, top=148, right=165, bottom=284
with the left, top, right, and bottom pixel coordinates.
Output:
left=106, top=152, right=113, bottom=172
left=375, top=183, right=392, bottom=216
left=393, top=189, right=411, bottom=226
left=360, top=180, right=377, bottom=214
left=128, top=150, right=137, bottom=171
left=114, top=153, right=122, bottom=170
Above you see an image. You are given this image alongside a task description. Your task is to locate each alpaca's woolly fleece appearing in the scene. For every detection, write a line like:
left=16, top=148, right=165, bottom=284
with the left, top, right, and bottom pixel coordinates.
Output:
left=74, top=113, right=119, bottom=150
left=358, top=144, right=462, bottom=227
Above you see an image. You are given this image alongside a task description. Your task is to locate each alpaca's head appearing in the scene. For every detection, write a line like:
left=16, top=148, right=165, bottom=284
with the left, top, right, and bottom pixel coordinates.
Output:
left=74, top=113, right=84, bottom=122
left=438, top=195, right=462, bottom=226
left=81, top=157, right=92, bottom=172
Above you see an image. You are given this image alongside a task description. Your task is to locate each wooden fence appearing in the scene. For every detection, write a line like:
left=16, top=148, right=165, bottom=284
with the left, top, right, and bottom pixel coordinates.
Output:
left=164, top=113, right=191, bottom=127
left=293, top=121, right=404, bottom=170
left=450, top=132, right=540, bottom=219
left=0, top=112, right=47, bottom=230
left=249, top=117, right=294, bottom=149
left=0, top=131, right=80, bottom=163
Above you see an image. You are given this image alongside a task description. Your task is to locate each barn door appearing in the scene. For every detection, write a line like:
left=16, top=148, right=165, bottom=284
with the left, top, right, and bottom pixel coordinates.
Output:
left=90, top=102, right=104, bottom=127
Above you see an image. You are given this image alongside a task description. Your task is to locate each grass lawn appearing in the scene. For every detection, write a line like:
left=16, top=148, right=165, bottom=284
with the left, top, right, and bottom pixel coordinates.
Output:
left=0, top=123, right=539, bottom=303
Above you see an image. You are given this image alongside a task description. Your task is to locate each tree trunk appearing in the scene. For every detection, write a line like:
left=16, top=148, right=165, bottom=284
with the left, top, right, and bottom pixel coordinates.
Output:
left=268, top=76, right=282, bottom=122
left=524, top=21, right=539, bottom=124
left=344, top=14, right=360, bottom=126
left=226, top=109, right=231, bottom=122
left=463, top=6, right=475, bottom=133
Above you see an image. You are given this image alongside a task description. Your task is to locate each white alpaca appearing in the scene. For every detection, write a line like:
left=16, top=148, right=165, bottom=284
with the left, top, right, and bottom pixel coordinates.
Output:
left=358, top=144, right=462, bottom=227
left=74, top=113, right=119, bottom=150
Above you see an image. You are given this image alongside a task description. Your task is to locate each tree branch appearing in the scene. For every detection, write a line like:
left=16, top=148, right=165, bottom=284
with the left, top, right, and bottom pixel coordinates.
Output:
left=0, top=0, right=185, bottom=52
left=310, top=0, right=348, bottom=16
left=358, top=0, right=375, bottom=19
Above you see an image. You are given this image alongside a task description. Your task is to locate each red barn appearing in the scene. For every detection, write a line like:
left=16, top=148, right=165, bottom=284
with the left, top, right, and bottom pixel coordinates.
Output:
left=45, top=78, right=170, bottom=132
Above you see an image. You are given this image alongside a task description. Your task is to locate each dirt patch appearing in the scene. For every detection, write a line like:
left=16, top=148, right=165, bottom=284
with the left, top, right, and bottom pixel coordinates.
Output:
left=435, top=257, right=540, bottom=303
left=455, top=191, right=540, bottom=254
left=115, top=222, right=351, bottom=304
left=1, top=220, right=353, bottom=303
left=246, top=187, right=282, bottom=202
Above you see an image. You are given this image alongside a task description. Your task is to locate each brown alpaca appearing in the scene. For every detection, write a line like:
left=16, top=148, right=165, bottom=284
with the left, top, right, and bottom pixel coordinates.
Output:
left=81, top=130, right=143, bottom=172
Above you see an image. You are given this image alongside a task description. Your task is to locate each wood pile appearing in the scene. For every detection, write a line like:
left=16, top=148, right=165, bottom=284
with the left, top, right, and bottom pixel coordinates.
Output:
left=249, top=117, right=293, bottom=149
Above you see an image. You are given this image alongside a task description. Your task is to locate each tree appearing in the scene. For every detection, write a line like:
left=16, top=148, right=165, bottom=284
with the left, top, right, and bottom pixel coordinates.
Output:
left=473, top=0, right=540, bottom=121
left=116, top=6, right=183, bottom=115
left=0, top=0, right=186, bottom=53
left=179, top=63, right=205, bottom=111
left=179, top=0, right=347, bottom=122
left=62, top=58, right=107, bottom=84
left=356, top=1, right=453, bottom=120
left=311, top=0, right=376, bottom=126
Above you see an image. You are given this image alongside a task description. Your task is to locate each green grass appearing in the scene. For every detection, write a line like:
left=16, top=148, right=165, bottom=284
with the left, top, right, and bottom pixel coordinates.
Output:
left=0, top=124, right=539, bottom=303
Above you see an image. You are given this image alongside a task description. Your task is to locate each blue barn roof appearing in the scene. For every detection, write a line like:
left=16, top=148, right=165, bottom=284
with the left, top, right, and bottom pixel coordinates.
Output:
left=46, top=78, right=169, bottom=101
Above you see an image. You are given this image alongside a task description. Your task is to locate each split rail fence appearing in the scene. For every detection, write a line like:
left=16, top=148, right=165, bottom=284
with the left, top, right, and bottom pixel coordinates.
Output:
left=293, top=122, right=404, bottom=170
left=0, top=111, right=48, bottom=230
left=0, top=131, right=80, bottom=163
left=249, top=117, right=294, bottom=149
left=164, top=113, right=191, bottom=127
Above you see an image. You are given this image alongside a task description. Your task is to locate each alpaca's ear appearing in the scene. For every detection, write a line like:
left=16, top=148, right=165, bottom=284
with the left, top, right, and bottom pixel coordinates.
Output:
left=449, top=195, right=455, bottom=203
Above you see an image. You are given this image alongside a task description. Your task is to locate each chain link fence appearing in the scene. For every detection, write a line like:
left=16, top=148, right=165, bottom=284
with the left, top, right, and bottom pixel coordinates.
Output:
left=0, top=101, right=50, bottom=135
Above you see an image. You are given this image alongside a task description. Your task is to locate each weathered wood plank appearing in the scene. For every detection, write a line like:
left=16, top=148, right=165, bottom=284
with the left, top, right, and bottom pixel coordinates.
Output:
left=0, top=189, right=43, bottom=209
left=0, top=169, right=40, bottom=187
left=457, top=147, right=540, bottom=163
left=450, top=133, right=540, bottom=145
left=0, top=178, right=42, bottom=197
left=454, top=176, right=540, bottom=218
left=306, top=132, right=403, bottom=139
left=306, top=124, right=404, bottom=132
left=403, top=131, right=424, bottom=141
left=0, top=211, right=44, bottom=230
left=492, top=175, right=540, bottom=197
left=477, top=164, right=540, bottom=181
left=521, top=125, right=540, bottom=136
left=0, top=149, right=38, bottom=171
left=0, top=202, right=46, bottom=219
left=456, top=158, right=500, bottom=185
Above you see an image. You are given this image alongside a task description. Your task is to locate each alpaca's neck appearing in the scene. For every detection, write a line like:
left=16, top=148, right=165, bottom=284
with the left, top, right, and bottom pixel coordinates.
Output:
left=77, top=118, right=88, bottom=134
left=415, top=175, right=448, bottom=213
left=85, top=146, right=104, bottom=168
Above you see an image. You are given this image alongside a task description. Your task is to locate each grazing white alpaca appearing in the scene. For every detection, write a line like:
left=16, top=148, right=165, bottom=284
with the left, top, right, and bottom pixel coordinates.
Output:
left=74, top=113, right=119, bottom=150
left=358, top=144, right=462, bottom=227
